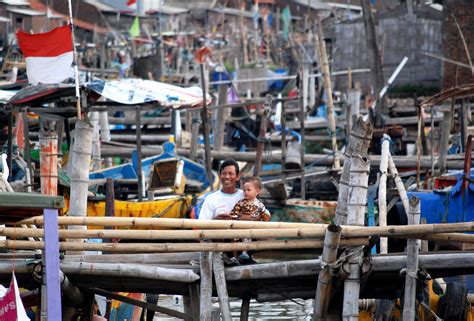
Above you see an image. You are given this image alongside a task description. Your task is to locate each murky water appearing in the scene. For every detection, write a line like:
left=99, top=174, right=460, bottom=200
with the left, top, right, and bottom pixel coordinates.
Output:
left=154, top=295, right=314, bottom=320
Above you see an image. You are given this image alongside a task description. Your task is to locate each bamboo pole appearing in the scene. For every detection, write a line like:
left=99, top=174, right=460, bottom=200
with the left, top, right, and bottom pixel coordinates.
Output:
left=19, top=217, right=474, bottom=238
left=68, top=119, right=93, bottom=226
left=313, top=224, right=342, bottom=320
left=402, top=196, right=420, bottom=321
left=89, top=111, right=101, bottom=171
left=379, top=135, right=390, bottom=254
left=0, top=238, right=368, bottom=253
left=388, top=156, right=410, bottom=213
left=336, top=118, right=373, bottom=225
left=343, top=114, right=372, bottom=321
left=315, top=17, right=340, bottom=169
left=3, top=226, right=474, bottom=243
left=21, top=216, right=321, bottom=229
left=200, top=251, right=213, bottom=321
left=212, top=253, right=232, bottom=321
left=60, top=261, right=199, bottom=283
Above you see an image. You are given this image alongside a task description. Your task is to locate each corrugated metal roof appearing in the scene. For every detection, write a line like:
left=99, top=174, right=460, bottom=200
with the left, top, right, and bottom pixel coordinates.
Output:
left=6, top=6, right=45, bottom=16
left=0, top=16, right=10, bottom=22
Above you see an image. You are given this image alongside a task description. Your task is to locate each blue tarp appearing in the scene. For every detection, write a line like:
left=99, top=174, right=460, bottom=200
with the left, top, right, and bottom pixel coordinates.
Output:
left=407, top=169, right=474, bottom=224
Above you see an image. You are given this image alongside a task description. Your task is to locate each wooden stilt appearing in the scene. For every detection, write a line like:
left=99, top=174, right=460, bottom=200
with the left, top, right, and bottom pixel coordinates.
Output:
left=254, top=95, right=271, bottom=176
left=199, top=63, right=213, bottom=184
left=190, top=111, right=200, bottom=161
left=281, top=99, right=287, bottom=184
left=215, top=83, right=227, bottom=151
left=135, top=106, right=144, bottom=201
left=388, top=155, right=410, bottom=214
left=379, top=134, right=390, bottom=254
left=342, top=117, right=373, bottom=321
left=212, top=252, right=232, bottom=321
left=315, top=17, right=341, bottom=170
left=89, top=111, right=101, bottom=171
left=240, top=296, right=250, bottom=321
left=437, top=99, right=453, bottom=174
left=200, top=251, right=213, bottom=321
left=402, top=196, right=420, bottom=321
left=188, top=283, right=200, bottom=320
left=336, top=118, right=373, bottom=225
left=68, top=119, right=93, bottom=248
left=300, top=67, right=308, bottom=199
left=313, top=224, right=342, bottom=320
left=22, top=110, right=33, bottom=189
left=39, top=122, right=58, bottom=196
left=98, top=109, right=112, bottom=167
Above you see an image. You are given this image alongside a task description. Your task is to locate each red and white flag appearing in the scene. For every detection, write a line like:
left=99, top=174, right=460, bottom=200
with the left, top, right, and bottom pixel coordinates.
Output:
left=16, top=25, right=74, bottom=86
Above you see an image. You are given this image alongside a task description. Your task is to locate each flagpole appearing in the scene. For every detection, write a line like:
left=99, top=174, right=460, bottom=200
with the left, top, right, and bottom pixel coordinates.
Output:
left=67, top=0, right=82, bottom=120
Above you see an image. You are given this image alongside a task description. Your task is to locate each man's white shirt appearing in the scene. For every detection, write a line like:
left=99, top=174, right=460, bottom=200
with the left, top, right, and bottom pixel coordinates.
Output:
left=198, top=189, right=244, bottom=220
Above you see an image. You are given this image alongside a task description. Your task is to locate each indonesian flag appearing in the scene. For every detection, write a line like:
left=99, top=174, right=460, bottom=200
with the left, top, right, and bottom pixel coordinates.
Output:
left=16, top=25, right=74, bottom=86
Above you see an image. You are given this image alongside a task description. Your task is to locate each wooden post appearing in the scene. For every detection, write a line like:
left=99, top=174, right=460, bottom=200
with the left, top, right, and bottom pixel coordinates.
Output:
left=215, top=83, right=227, bottom=151
left=39, top=122, right=58, bottom=196
left=69, top=120, right=93, bottom=237
left=240, top=296, right=250, bottom=321
left=199, top=64, right=213, bottom=184
left=313, top=224, right=342, bottom=320
left=135, top=106, right=144, bottom=201
left=300, top=67, right=308, bottom=199
left=239, top=2, right=249, bottom=66
left=22, top=110, right=33, bottom=188
left=188, top=284, right=200, bottom=320
left=379, top=134, right=390, bottom=254
left=212, top=253, right=232, bottom=321
left=315, top=17, right=341, bottom=169
left=190, top=111, right=200, bottom=161
left=99, top=109, right=112, bottom=167
left=402, top=196, right=420, bottom=321
left=281, top=99, right=287, bottom=184
left=7, top=110, right=12, bottom=177
left=254, top=95, right=271, bottom=176
left=200, top=251, right=213, bottom=321
left=342, top=116, right=373, bottom=321
left=437, top=100, right=453, bottom=174
left=388, top=156, right=410, bottom=214
left=335, top=118, right=373, bottom=225
left=361, top=0, right=385, bottom=127
left=89, top=111, right=101, bottom=171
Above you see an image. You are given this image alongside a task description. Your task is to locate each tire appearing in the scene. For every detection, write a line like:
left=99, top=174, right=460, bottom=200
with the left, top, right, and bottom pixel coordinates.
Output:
left=438, top=282, right=469, bottom=321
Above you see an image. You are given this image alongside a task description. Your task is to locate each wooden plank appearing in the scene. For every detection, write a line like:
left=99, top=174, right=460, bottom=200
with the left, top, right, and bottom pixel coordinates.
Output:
left=0, top=192, right=64, bottom=209
left=43, top=209, right=62, bottom=320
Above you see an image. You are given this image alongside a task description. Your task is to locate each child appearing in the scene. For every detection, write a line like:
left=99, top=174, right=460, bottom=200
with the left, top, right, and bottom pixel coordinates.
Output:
left=230, top=176, right=271, bottom=263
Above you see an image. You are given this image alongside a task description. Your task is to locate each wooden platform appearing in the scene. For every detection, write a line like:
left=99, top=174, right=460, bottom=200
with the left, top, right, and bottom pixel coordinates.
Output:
left=0, top=192, right=64, bottom=223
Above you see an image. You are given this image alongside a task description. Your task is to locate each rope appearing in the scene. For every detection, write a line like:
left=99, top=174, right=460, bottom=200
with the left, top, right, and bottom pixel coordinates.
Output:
left=320, top=246, right=365, bottom=272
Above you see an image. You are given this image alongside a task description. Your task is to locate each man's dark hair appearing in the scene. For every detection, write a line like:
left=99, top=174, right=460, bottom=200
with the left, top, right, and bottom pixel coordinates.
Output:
left=219, top=159, right=240, bottom=175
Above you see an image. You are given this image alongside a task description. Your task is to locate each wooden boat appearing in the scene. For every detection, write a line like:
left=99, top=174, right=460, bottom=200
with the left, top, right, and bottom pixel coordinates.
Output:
left=270, top=199, right=336, bottom=224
